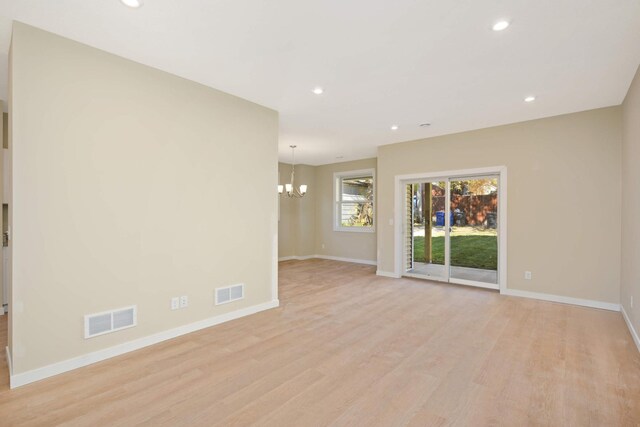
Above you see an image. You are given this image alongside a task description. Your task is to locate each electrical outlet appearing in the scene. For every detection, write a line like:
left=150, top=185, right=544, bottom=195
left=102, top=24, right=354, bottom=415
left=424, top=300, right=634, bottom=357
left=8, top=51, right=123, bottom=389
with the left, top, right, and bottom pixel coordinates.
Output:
left=524, top=271, right=532, bottom=280
left=171, top=297, right=179, bottom=310
left=321, top=243, right=325, bottom=249
left=179, top=295, right=189, bottom=308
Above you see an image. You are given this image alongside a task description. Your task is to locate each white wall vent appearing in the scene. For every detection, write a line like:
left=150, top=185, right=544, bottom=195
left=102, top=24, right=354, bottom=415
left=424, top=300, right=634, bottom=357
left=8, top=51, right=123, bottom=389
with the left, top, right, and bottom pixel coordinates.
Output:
left=215, top=284, right=244, bottom=305
left=84, top=305, right=137, bottom=339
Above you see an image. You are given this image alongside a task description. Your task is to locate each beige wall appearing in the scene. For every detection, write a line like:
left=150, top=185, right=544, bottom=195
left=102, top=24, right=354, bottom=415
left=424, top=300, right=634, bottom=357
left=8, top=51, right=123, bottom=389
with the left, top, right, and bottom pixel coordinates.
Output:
left=291, top=163, right=316, bottom=257
left=278, top=162, right=316, bottom=258
left=278, top=163, right=296, bottom=258
left=378, top=107, right=622, bottom=304
left=2, top=113, right=7, bottom=148
left=314, top=158, right=377, bottom=262
left=10, top=23, right=278, bottom=374
left=621, top=65, right=640, bottom=336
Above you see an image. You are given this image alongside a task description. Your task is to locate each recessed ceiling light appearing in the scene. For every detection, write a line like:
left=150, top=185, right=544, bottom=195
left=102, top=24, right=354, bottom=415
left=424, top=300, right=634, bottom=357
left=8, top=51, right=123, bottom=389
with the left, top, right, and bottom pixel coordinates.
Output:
left=492, top=20, right=510, bottom=31
left=391, top=125, right=399, bottom=131
left=524, top=96, right=536, bottom=102
left=120, top=0, right=143, bottom=8
left=312, top=87, right=324, bottom=95
left=120, top=0, right=143, bottom=7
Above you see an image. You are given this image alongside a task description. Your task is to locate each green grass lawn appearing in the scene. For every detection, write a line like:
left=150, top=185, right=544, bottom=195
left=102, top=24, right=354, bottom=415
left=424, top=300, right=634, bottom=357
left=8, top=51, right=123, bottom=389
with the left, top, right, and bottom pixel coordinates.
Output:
left=413, top=235, right=497, bottom=270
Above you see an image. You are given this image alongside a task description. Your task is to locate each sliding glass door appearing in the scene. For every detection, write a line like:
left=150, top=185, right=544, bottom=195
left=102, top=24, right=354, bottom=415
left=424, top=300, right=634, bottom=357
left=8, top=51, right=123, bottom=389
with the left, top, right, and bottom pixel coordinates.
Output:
left=404, top=174, right=500, bottom=289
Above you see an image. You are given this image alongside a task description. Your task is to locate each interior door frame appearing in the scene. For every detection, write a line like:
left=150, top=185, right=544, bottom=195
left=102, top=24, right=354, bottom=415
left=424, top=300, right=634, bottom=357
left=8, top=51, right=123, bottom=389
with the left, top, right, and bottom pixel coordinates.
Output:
left=394, top=166, right=507, bottom=293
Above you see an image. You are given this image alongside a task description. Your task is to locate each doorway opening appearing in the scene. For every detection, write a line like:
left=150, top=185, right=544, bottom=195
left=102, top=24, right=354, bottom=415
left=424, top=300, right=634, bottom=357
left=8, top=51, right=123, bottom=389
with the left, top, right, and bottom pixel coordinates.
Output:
left=396, top=167, right=506, bottom=290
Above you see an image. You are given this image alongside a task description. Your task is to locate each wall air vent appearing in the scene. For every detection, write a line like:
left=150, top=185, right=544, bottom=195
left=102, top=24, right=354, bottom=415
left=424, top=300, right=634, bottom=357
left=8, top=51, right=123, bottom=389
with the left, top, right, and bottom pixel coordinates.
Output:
left=84, top=305, right=137, bottom=339
left=215, top=284, right=244, bottom=305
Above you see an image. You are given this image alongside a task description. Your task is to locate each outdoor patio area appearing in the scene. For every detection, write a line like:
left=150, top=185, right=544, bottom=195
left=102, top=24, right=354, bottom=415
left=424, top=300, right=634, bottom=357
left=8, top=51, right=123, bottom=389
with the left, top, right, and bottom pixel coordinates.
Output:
left=407, top=262, right=498, bottom=284
left=410, top=224, right=498, bottom=284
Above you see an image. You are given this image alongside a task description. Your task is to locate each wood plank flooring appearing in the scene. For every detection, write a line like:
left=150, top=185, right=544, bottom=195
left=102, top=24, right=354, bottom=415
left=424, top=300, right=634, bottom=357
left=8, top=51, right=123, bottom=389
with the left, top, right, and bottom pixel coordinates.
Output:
left=0, top=259, right=639, bottom=426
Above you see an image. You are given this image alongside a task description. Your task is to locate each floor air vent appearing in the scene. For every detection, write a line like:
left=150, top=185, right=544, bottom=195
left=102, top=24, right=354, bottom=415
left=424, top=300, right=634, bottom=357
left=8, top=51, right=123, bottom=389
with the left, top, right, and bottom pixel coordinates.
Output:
left=84, top=305, right=137, bottom=339
left=215, top=284, right=244, bottom=305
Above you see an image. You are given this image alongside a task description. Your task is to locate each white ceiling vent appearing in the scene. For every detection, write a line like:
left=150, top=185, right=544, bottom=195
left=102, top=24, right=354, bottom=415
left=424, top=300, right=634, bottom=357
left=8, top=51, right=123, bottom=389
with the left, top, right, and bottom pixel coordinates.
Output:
left=84, top=305, right=137, bottom=339
left=215, top=284, right=244, bottom=305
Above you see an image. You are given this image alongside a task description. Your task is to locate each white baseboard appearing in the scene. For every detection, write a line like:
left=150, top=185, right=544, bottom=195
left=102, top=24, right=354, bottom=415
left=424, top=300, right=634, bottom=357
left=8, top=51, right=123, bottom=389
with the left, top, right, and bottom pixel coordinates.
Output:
left=9, top=299, right=279, bottom=389
left=278, top=255, right=315, bottom=262
left=279, top=254, right=376, bottom=266
left=376, top=270, right=401, bottom=278
left=314, top=255, right=376, bottom=266
left=501, top=288, right=620, bottom=312
left=621, top=305, right=640, bottom=353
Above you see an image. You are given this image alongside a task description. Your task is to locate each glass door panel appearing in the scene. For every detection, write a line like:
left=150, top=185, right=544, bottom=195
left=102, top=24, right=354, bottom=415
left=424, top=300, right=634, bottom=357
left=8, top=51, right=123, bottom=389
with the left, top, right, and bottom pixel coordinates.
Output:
left=449, top=176, right=498, bottom=285
left=407, top=181, right=448, bottom=281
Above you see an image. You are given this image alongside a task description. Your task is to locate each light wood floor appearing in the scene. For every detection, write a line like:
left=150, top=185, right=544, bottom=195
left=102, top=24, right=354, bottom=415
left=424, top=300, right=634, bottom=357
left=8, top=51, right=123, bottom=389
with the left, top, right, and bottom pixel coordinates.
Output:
left=0, top=259, right=639, bottom=426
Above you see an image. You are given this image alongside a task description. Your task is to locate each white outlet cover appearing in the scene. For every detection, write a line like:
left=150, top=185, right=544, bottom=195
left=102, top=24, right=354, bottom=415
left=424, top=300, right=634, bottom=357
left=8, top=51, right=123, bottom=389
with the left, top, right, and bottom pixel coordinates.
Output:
left=524, top=271, right=532, bottom=280
left=179, top=295, right=188, bottom=308
left=171, top=297, right=179, bottom=310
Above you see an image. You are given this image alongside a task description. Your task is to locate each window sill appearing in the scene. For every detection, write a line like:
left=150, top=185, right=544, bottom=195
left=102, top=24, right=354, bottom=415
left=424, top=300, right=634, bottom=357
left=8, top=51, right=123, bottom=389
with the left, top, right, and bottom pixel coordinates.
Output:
left=334, top=226, right=376, bottom=233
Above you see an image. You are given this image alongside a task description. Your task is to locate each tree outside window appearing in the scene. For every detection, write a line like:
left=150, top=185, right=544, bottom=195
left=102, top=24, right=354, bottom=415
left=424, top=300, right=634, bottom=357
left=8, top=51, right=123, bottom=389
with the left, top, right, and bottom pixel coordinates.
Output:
left=334, top=170, right=375, bottom=232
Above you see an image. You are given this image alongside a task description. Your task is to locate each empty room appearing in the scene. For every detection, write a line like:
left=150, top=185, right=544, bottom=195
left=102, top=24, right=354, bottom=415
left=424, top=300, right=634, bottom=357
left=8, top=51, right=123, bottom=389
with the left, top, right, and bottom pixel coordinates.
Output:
left=0, top=0, right=639, bottom=425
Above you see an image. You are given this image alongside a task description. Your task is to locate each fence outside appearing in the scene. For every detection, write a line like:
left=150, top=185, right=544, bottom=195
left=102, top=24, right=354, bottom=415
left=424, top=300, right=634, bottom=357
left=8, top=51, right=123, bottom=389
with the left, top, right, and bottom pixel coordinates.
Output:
left=431, top=194, right=497, bottom=227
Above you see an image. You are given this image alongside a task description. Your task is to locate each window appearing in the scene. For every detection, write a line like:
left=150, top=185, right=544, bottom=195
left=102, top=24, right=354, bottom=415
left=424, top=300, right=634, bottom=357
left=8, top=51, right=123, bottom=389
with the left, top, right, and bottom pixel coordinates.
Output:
left=334, top=169, right=375, bottom=232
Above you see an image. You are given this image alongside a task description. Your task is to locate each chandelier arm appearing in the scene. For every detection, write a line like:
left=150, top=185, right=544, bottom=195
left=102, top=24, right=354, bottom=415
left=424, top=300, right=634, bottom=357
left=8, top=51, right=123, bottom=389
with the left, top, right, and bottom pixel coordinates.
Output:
left=279, top=144, right=306, bottom=198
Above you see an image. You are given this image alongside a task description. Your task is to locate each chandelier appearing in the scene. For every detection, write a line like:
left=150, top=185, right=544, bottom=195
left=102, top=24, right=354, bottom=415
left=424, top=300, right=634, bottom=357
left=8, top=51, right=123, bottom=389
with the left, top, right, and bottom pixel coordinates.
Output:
left=278, top=145, right=307, bottom=198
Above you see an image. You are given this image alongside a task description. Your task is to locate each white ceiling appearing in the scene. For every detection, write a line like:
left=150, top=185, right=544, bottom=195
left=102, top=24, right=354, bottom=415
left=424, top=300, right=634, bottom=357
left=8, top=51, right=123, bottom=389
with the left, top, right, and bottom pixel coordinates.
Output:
left=1, top=0, right=639, bottom=165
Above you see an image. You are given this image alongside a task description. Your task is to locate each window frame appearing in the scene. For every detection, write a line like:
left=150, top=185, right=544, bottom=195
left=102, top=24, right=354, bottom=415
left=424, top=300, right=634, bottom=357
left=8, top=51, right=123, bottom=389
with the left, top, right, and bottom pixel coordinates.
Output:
left=333, top=168, right=376, bottom=233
